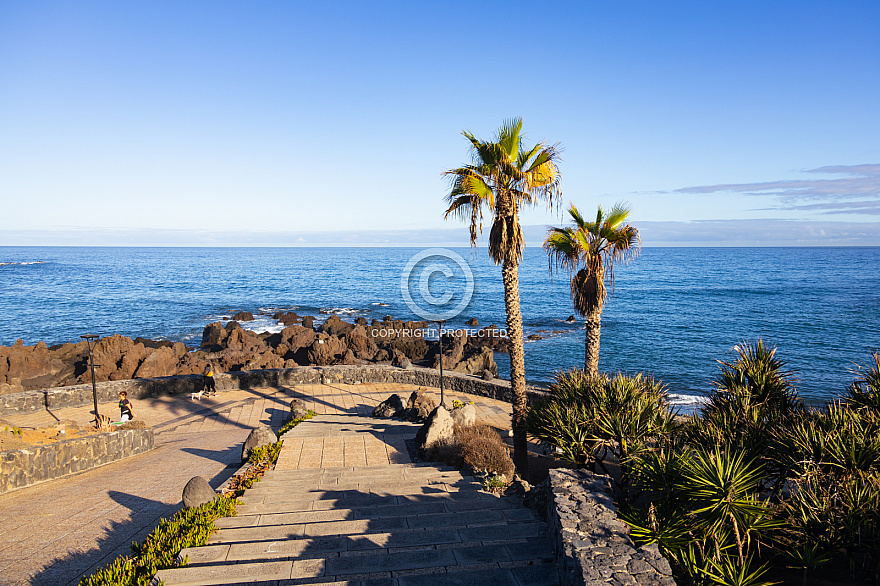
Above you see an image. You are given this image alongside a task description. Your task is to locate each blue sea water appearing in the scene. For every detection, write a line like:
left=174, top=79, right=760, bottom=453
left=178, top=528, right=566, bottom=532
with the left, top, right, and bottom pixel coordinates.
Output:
left=1, top=246, right=878, bottom=408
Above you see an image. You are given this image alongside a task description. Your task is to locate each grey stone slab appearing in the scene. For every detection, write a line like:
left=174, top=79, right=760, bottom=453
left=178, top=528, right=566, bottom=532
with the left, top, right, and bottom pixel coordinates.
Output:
left=397, top=567, right=518, bottom=585
left=302, top=517, right=407, bottom=537
left=353, top=502, right=447, bottom=519
left=326, top=549, right=456, bottom=575
left=451, top=545, right=511, bottom=565
left=227, top=536, right=348, bottom=560
left=510, top=563, right=560, bottom=586
left=504, top=542, right=555, bottom=563
left=457, top=523, right=548, bottom=543
left=501, top=509, right=538, bottom=523
left=407, top=509, right=505, bottom=529
left=176, top=544, right=230, bottom=565
left=153, top=560, right=292, bottom=585
left=208, top=524, right=305, bottom=544
left=259, top=509, right=354, bottom=526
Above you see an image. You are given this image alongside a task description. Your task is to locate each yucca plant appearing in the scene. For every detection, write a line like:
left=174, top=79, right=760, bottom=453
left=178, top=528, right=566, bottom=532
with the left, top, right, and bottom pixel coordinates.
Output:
left=846, top=352, right=880, bottom=413
left=526, top=369, right=676, bottom=490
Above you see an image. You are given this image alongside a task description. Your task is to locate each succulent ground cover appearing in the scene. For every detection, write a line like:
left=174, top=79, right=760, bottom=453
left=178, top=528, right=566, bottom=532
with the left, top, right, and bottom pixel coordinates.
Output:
left=527, top=342, right=880, bottom=586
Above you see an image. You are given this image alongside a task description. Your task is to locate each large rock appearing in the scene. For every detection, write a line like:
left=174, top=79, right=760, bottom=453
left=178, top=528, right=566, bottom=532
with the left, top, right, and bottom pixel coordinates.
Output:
left=281, top=325, right=317, bottom=353
left=307, top=335, right=346, bottom=366
left=415, top=406, right=454, bottom=456
left=113, top=342, right=147, bottom=380
left=231, top=311, right=255, bottom=322
left=451, top=403, right=477, bottom=427
left=290, top=399, right=309, bottom=421
left=390, top=337, right=430, bottom=361
left=432, top=330, right=467, bottom=370
left=182, top=476, right=216, bottom=508
left=274, top=311, right=300, bottom=326
left=406, top=390, right=437, bottom=421
left=320, top=315, right=354, bottom=337
left=133, top=346, right=178, bottom=378
left=241, top=425, right=277, bottom=463
left=345, top=327, right=378, bottom=360
left=392, top=349, right=412, bottom=370
left=452, top=347, right=497, bottom=376
left=373, top=394, right=405, bottom=418
left=201, top=322, right=227, bottom=348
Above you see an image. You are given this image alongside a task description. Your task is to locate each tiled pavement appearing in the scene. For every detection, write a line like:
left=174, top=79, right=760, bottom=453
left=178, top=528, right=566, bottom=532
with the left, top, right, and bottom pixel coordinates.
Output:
left=0, top=382, right=515, bottom=585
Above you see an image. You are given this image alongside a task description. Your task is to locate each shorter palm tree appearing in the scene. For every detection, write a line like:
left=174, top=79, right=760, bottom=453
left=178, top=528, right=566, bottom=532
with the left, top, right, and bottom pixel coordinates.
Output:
left=544, top=203, right=640, bottom=374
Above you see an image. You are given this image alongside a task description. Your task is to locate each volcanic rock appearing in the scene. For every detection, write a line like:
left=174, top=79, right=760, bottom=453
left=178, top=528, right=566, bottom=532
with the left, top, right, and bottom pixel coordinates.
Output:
left=307, top=334, right=346, bottom=366
left=451, top=403, right=477, bottom=427
left=452, top=347, right=498, bottom=377
left=182, top=476, right=216, bottom=508
left=466, top=318, right=479, bottom=326
left=415, top=406, right=454, bottom=456
left=373, top=394, right=405, bottom=418
left=231, top=311, right=255, bottom=322
left=406, top=390, right=437, bottom=421
left=241, top=425, right=277, bottom=463
left=134, top=346, right=178, bottom=378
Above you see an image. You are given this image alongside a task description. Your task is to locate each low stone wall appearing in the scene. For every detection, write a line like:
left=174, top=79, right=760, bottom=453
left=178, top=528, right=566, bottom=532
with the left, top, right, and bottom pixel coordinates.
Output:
left=0, top=365, right=550, bottom=417
left=547, top=469, right=677, bottom=586
left=0, top=427, right=154, bottom=494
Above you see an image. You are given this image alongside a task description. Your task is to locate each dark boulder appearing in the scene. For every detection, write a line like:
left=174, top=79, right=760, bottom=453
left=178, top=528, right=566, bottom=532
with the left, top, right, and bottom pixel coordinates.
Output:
left=373, top=394, right=405, bottom=418
left=406, top=390, right=437, bottom=421
left=182, top=476, right=216, bottom=508
left=231, top=311, right=255, bottom=322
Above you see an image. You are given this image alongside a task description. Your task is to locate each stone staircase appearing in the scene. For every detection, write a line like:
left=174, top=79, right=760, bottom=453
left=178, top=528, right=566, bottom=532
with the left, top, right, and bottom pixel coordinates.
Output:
left=153, top=463, right=559, bottom=585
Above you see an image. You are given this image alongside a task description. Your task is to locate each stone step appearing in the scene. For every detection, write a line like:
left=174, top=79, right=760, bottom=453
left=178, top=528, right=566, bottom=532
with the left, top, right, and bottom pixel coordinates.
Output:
left=207, top=512, right=547, bottom=545
left=180, top=529, right=554, bottom=566
left=249, top=473, right=471, bottom=491
left=236, top=489, right=504, bottom=513
left=157, top=543, right=558, bottom=585
left=241, top=482, right=484, bottom=504
left=213, top=504, right=537, bottom=532
left=235, top=493, right=523, bottom=516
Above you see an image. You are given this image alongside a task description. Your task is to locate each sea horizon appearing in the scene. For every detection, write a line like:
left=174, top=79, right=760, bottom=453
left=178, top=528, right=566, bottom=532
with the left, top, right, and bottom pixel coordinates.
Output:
left=2, top=245, right=879, bottom=411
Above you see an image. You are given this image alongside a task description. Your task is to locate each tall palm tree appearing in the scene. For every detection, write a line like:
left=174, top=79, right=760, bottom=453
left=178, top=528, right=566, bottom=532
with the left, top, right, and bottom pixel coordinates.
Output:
left=544, top=203, right=640, bottom=375
left=444, top=117, right=562, bottom=475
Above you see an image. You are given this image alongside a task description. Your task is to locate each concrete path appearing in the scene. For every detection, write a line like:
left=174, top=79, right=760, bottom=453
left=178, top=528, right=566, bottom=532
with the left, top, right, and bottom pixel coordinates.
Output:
left=0, top=382, right=516, bottom=585
left=154, top=412, right=559, bottom=586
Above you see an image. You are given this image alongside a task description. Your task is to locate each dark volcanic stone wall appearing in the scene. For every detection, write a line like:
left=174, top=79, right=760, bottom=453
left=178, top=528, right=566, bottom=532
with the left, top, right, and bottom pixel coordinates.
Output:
left=0, top=366, right=550, bottom=417
left=548, top=469, right=677, bottom=586
left=0, top=428, right=154, bottom=494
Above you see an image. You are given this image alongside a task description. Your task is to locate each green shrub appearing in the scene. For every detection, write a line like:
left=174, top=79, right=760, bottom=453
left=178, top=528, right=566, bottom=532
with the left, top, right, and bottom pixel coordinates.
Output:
left=278, top=409, right=316, bottom=437
left=79, top=497, right=237, bottom=586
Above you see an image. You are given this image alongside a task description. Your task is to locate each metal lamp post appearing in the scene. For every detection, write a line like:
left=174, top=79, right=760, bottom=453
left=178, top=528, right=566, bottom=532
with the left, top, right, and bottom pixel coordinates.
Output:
left=81, top=334, right=99, bottom=425
left=434, top=320, right=446, bottom=407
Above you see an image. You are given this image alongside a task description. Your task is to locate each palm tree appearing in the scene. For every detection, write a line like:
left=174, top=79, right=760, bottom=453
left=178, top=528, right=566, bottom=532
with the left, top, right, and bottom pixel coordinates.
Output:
left=544, top=203, right=640, bottom=375
left=444, top=117, right=562, bottom=475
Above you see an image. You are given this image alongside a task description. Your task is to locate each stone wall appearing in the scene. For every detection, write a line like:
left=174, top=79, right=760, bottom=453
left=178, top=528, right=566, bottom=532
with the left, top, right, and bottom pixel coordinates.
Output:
left=547, top=469, right=677, bottom=586
left=0, top=427, right=154, bottom=494
left=0, top=365, right=550, bottom=417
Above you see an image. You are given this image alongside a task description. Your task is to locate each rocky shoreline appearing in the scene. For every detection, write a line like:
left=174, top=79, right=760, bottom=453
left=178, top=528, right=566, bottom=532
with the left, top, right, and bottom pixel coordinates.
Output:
left=0, top=311, right=509, bottom=395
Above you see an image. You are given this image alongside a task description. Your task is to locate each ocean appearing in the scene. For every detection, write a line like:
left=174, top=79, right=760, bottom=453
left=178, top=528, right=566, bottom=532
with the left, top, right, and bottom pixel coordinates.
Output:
left=1, top=246, right=878, bottom=409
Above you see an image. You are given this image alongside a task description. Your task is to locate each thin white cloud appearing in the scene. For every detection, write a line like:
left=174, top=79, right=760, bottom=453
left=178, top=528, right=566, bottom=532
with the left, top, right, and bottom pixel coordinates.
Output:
left=674, top=164, right=880, bottom=216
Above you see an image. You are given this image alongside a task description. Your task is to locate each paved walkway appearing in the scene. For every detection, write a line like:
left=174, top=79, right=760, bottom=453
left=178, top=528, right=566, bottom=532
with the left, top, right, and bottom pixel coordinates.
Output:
left=154, top=412, right=558, bottom=585
left=0, top=382, right=515, bottom=586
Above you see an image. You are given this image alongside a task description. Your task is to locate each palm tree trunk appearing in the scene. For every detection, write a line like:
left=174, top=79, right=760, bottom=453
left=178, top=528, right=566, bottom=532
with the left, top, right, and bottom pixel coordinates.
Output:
left=501, top=260, right=529, bottom=477
left=584, top=306, right=602, bottom=375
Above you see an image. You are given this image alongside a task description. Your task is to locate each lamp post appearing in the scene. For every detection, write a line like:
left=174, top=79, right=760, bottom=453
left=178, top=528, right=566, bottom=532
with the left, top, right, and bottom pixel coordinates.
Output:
left=434, top=320, right=446, bottom=407
left=81, top=335, right=99, bottom=425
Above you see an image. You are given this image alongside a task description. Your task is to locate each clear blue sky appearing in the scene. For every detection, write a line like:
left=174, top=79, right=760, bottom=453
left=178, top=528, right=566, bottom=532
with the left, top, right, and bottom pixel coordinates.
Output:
left=1, top=1, right=878, bottom=245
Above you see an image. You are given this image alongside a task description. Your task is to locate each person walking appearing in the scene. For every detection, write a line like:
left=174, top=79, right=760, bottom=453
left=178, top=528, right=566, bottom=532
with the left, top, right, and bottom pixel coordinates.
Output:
left=118, top=391, right=134, bottom=422
left=203, top=363, right=216, bottom=396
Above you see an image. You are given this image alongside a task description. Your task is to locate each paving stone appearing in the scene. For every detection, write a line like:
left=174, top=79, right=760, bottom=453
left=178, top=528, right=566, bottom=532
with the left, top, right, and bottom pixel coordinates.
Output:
left=326, top=549, right=456, bottom=575
left=153, top=560, right=292, bottom=585
left=451, top=544, right=511, bottom=565
left=397, top=567, right=519, bottom=585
